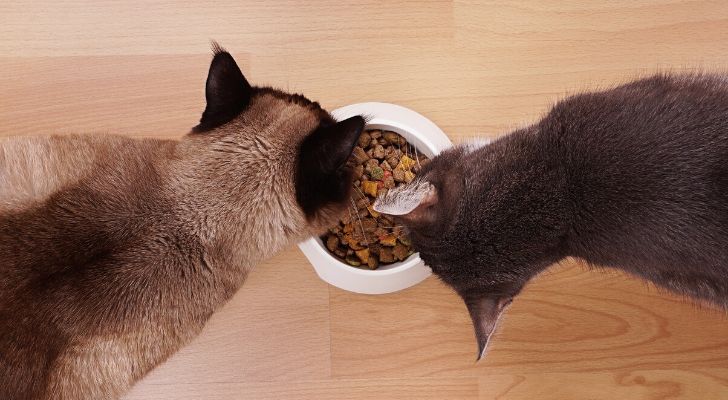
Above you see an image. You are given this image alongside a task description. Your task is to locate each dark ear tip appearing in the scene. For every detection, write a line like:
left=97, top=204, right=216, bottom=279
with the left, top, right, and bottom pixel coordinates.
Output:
left=348, top=115, right=365, bottom=124
left=341, top=115, right=366, bottom=133
left=195, top=43, right=252, bottom=133
left=210, top=40, right=226, bottom=55
left=354, top=115, right=366, bottom=129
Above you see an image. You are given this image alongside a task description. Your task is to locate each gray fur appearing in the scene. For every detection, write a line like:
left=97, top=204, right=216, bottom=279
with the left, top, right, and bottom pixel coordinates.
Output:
left=379, top=74, right=728, bottom=358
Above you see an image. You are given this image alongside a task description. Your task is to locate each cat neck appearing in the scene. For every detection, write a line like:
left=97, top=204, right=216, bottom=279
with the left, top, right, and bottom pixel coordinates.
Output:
left=167, top=132, right=305, bottom=278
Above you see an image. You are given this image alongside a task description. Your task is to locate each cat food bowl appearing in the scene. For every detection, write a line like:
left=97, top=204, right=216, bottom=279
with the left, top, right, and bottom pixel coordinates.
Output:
left=297, top=102, right=452, bottom=294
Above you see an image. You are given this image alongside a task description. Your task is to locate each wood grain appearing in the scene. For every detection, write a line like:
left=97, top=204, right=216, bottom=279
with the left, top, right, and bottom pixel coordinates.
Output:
left=3, top=1, right=728, bottom=399
left=478, top=368, right=728, bottom=400
left=125, top=377, right=480, bottom=400
left=330, top=262, right=728, bottom=379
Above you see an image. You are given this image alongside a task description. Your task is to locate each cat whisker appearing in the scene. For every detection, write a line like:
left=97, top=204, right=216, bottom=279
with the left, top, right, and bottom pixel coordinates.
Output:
left=351, top=198, right=369, bottom=247
left=346, top=201, right=357, bottom=228
left=377, top=225, right=405, bottom=229
left=352, top=185, right=370, bottom=200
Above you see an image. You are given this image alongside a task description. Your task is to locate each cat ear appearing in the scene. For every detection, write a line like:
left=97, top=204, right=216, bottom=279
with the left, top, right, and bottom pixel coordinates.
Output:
left=463, top=294, right=513, bottom=361
left=372, top=180, right=438, bottom=224
left=193, top=43, right=253, bottom=133
left=296, top=116, right=366, bottom=219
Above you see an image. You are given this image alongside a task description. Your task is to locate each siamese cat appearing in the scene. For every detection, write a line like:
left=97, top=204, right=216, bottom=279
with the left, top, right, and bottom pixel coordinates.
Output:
left=0, top=45, right=364, bottom=399
left=375, top=74, right=728, bottom=360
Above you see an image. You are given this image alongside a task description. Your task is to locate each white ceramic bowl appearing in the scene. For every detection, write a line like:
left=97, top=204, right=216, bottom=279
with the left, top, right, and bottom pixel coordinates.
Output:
left=297, top=102, right=452, bottom=294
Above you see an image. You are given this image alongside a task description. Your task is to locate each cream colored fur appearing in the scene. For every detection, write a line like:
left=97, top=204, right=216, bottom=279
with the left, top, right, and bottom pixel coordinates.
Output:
left=0, top=92, right=347, bottom=399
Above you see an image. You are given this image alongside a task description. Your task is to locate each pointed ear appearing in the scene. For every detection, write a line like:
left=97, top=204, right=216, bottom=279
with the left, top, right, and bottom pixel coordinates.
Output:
left=296, top=116, right=366, bottom=219
left=463, top=294, right=513, bottom=361
left=302, top=116, right=367, bottom=173
left=193, top=43, right=253, bottom=133
left=372, top=180, right=438, bottom=224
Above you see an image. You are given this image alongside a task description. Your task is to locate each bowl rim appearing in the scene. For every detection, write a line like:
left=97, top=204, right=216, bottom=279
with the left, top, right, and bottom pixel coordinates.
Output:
left=298, top=102, right=452, bottom=279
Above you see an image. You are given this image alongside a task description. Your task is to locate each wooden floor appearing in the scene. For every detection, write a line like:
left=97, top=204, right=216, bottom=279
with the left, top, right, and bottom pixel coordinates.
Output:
left=3, top=1, right=728, bottom=399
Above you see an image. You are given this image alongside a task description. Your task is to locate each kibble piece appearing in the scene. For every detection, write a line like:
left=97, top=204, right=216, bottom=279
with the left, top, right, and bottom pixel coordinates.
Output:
left=369, top=129, right=382, bottom=139
left=364, top=158, right=379, bottom=173
left=366, top=256, right=379, bottom=269
left=356, top=197, right=369, bottom=210
left=379, top=234, right=397, bottom=247
left=358, top=132, right=371, bottom=148
left=399, top=155, right=416, bottom=170
left=342, top=233, right=364, bottom=250
left=380, top=160, right=392, bottom=171
left=355, top=248, right=370, bottom=263
left=383, top=175, right=395, bottom=189
left=398, top=235, right=412, bottom=246
left=368, top=205, right=381, bottom=218
left=361, top=217, right=377, bottom=232
left=379, top=247, right=395, bottom=263
left=345, top=254, right=361, bottom=266
left=392, top=168, right=406, bottom=182
left=352, top=146, right=369, bottom=164
left=370, top=165, right=384, bottom=180
left=358, top=207, right=368, bottom=218
left=393, top=243, right=409, bottom=261
left=352, top=164, right=364, bottom=180
left=361, top=180, right=378, bottom=197
left=383, top=131, right=400, bottom=144
left=386, top=155, right=400, bottom=169
left=373, top=144, right=386, bottom=159
left=326, top=235, right=340, bottom=252
left=404, top=170, right=415, bottom=183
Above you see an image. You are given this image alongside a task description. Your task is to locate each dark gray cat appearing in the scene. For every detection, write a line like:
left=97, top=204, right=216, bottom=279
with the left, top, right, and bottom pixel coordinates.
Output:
left=374, top=74, right=728, bottom=360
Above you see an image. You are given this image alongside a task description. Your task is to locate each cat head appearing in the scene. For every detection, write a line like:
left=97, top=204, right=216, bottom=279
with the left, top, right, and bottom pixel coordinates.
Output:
left=188, top=44, right=365, bottom=242
left=373, top=135, right=567, bottom=360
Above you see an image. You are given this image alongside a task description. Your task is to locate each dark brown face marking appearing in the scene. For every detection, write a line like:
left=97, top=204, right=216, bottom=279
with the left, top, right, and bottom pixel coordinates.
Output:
left=295, top=116, right=366, bottom=219
left=189, top=44, right=366, bottom=222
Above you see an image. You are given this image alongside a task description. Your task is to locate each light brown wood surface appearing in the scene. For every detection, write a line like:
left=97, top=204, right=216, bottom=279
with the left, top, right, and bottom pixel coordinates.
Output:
left=3, top=1, right=728, bottom=399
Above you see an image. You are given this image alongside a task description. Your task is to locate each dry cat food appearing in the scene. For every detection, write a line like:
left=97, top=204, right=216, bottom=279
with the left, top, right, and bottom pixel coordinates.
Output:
left=321, top=129, right=429, bottom=269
